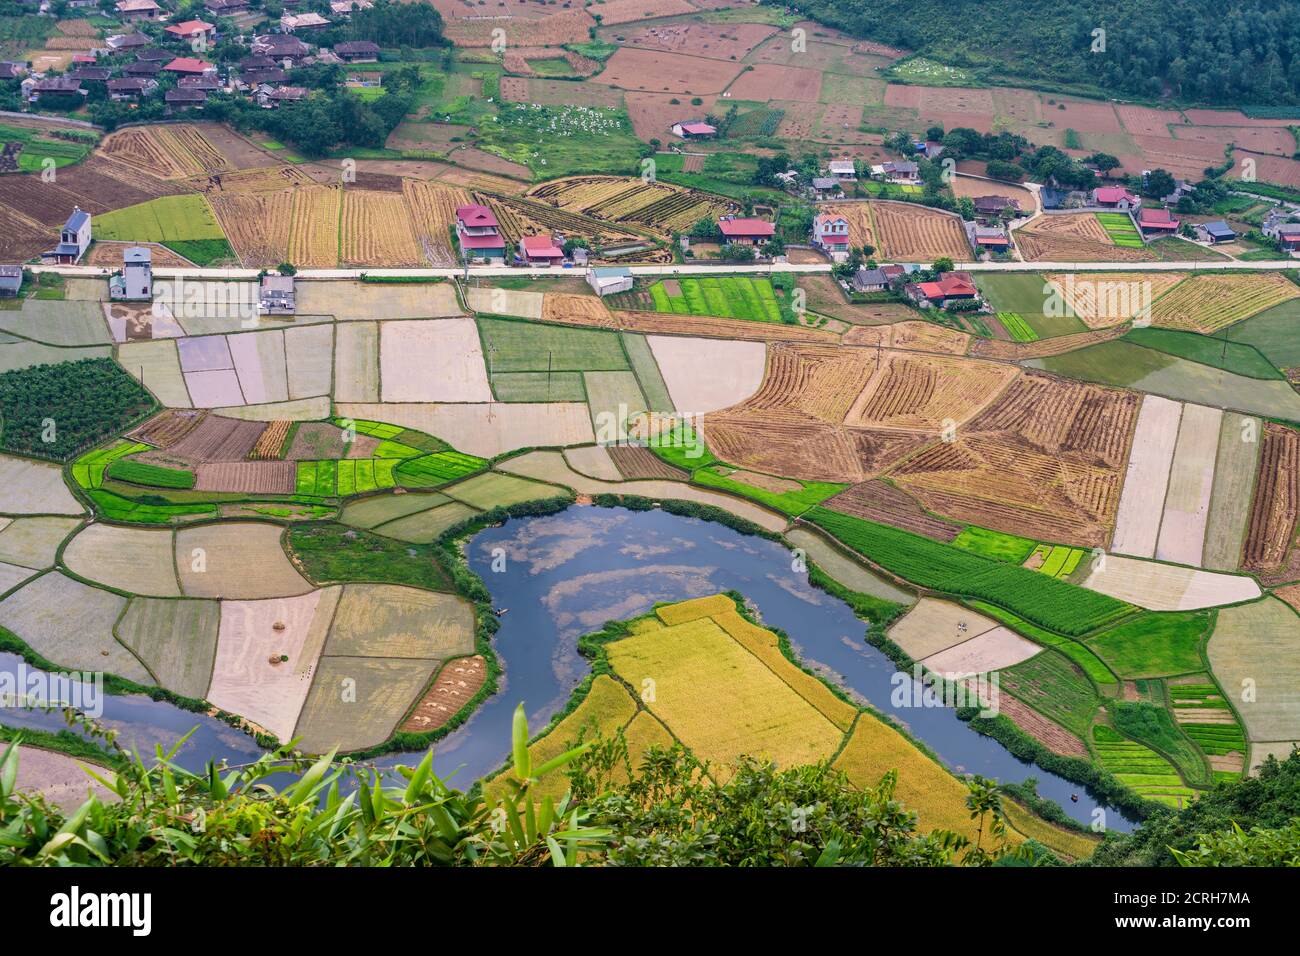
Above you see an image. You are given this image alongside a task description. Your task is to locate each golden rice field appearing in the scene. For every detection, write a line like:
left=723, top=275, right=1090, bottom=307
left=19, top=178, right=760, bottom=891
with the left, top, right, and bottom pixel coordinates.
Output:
left=1148, top=272, right=1300, bottom=334
left=287, top=185, right=342, bottom=268
left=340, top=189, right=425, bottom=267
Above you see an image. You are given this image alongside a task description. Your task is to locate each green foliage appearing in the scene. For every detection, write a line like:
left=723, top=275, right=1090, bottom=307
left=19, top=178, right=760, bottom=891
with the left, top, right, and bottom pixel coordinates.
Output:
left=1000, top=651, right=1100, bottom=737
left=0, top=359, right=156, bottom=461
left=106, top=459, right=196, bottom=490
left=394, top=451, right=486, bottom=487
left=1172, top=819, right=1300, bottom=865
left=1084, top=611, right=1212, bottom=678
left=285, top=522, right=455, bottom=592
left=1110, top=701, right=1212, bottom=788
left=805, top=508, right=1136, bottom=636
left=164, top=239, right=237, bottom=267
left=692, top=466, right=845, bottom=516
left=648, top=276, right=785, bottom=323
left=950, top=526, right=1038, bottom=563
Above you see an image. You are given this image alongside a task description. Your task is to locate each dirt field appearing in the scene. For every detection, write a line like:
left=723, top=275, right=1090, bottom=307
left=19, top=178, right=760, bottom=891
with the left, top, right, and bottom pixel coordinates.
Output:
left=401, top=655, right=487, bottom=733
left=625, top=92, right=718, bottom=140
left=617, top=19, right=776, bottom=59
left=1111, top=395, right=1184, bottom=557
left=842, top=321, right=971, bottom=354
left=380, top=318, right=493, bottom=403
left=164, top=414, right=265, bottom=461
left=594, top=0, right=697, bottom=24
left=443, top=8, right=594, bottom=46
left=727, top=63, right=824, bottom=102
left=176, top=521, right=312, bottom=599
left=1080, top=554, right=1260, bottom=611
left=194, top=461, right=297, bottom=494
left=825, top=480, right=961, bottom=540
left=593, top=47, right=743, bottom=94
left=1243, top=422, right=1300, bottom=571
left=997, top=695, right=1089, bottom=759
left=607, top=444, right=688, bottom=480
left=63, top=524, right=180, bottom=597
left=646, top=335, right=766, bottom=413
left=949, top=174, right=1037, bottom=213
left=869, top=201, right=971, bottom=261
left=1155, top=403, right=1223, bottom=567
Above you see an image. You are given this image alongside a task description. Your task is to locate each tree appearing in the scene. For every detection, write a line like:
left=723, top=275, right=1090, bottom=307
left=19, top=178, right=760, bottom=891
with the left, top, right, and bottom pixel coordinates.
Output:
left=1085, top=152, right=1122, bottom=174
left=720, top=242, right=756, bottom=262
left=932, top=257, right=954, bottom=273
left=347, top=0, right=445, bottom=47
left=1142, top=168, right=1177, bottom=199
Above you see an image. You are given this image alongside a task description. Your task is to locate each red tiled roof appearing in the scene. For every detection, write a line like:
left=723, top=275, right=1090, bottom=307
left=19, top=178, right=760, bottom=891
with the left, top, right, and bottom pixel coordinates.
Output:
left=164, top=57, right=214, bottom=73
left=521, top=234, right=563, bottom=257
left=456, top=204, right=498, bottom=228
left=918, top=272, right=977, bottom=299
left=680, top=122, right=715, bottom=134
left=459, top=232, right=504, bottom=249
left=718, top=217, right=775, bottom=238
left=1095, top=187, right=1136, bottom=204
left=1139, top=207, right=1178, bottom=225
left=166, top=20, right=215, bottom=34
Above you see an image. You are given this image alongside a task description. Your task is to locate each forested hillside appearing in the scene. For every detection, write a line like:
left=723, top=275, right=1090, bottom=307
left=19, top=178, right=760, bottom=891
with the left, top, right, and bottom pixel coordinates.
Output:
left=780, top=0, right=1300, bottom=106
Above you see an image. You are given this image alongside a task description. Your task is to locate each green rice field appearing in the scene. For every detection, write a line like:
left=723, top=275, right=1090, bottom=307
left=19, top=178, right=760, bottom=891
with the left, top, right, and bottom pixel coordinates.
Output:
left=1096, top=212, right=1144, bottom=248
left=997, top=312, right=1039, bottom=343
left=649, top=277, right=783, bottom=323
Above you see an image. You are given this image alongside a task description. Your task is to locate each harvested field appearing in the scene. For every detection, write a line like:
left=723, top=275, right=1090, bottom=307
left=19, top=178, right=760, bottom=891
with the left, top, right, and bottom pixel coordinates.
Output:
left=380, top=318, right=493, bottom=403
left=0, top=573, right=145, bottom=683
left=1017, top=213, right=1154, bottom=262
left=624, top=91, right=717, bottom=140
left=727, top=63, right=823, bottom=102
left=400, top=655, right=487, bottom=733
left=1242, top=422, right=1300, bottom=571
left=888, top=598, right=1001, bottom=661
left=593, top=0, right=696, bottom=24
left=645, top=335, right=765, bottom=413
left=1203, top=412, right=1260, bottom=571
left=229, top=329, right=289, bottom=406
left=370, top=501, right=480, bottom=543
left=824, top=480, right=960, bottom=540
left=970, top=326, right=1129, bottom=360
left=845, top=351, right=1018, bottom=432
left=189, top=164, right=312, bottom=195
left=296, top=280, right=462, bottom=322
left=116, top=597, right=220, bottom=699
left=949, top=174, right=1036, bottom=212
left=325, top=583, right=474, bottom=659
left=607, top=308, right=835, bottom=342
left=1112, top=395, right=1182, bottom=558
left=402, top=180, right=469, bottom=266
left=0, top=517, right=80, bottom=570
left=469, top=286, right=544, bottom=319
left=869, top=201, right=970, bottom=261
left=209, top=191, right=292, bottom=266
left=1149, top=273, right=1300, bottom=335
left=740, top=344, right=877, bottom=423
left=997, top=695, right=1089, bottom=759
left=563, top=445, right=624, bottom=481
left=287, top=185, right=342, bottom=268
left=443, top=9, right=594, bottom=46
left=194, top=461, right=297, bottom=494
left=62, top=524, right=180, bottom=597
left=593, top=47, right=742, bottom=95
left=167, top=414, right=266, bottom=461
left=335, top=402, right=594, bottom=457
left=294, top=656, right=440, bottom=754
left=842, top=320, right=971, bottom=354
left=207, top=588, right=336, bottom=742
left=607, top=444, right=688, bottom=480
left=340, top=189, right=424, bottom=267
left=100, top=125, right=231, bottom=179
left=334, top=322, right=379, bottom=403
left=618, top=19, right=775, bottom=58
left=893, top=372, right=1141, bottom=547
left=1079, top=554, right=1261, bottom=611
left=176, top=521, right=311, bottom=599
left=1044, top=271, right=1187, bottom=329
left=1155, top=403, right=1223, bottom=567
left=527, top=176, right=735, bottom=237
left=1207, top=598, right=1300, bottom=746
left=0, top=454, right=83, bottom=515
left=820, top=202, right=876, bottom=251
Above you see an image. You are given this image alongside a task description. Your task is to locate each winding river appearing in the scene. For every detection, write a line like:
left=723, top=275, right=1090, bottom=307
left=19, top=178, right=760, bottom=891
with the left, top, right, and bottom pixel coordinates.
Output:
left=1, top=504, right=1135, bottom=831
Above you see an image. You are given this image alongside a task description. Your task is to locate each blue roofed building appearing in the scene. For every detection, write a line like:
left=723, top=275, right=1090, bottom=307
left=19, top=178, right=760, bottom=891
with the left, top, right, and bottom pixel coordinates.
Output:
left=587, top=266, right=633, bottom=296
left=42, top=207, right=92, bottom=264
left=1195, top=220, right=1237, bottom=244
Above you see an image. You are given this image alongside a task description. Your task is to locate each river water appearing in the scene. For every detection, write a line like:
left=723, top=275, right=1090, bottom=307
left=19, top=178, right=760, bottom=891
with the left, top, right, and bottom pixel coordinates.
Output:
left=1, top=504, right=1134, bottom=831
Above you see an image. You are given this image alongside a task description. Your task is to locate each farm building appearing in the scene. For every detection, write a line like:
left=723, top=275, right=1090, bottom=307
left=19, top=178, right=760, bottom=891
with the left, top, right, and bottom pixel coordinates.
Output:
left=0, top=266, right=22, bottom=297
left=123, top=60, right=163, bottom=78
left=334, top=41, right=380, bottom=62
left=204, top=0, right=249, bottom=14
left=107, top=77, right=154, bottom=100
left=671, top=121, right=716, bottom=139
left=968, top=224, right=1010, bottom=254
left=43, top=207, right=92, bottom=265
left=588, top=266, right=634, bottom=297
left=906, top=271, right=979, bottom=307
left=810, top=177, right=841, bottom=197
left=828, top=159, right=857, bottom=180
left=852, top=266, right=890, bottom=292
left=116, top=0, right=161, bottom=20
left=110, top=247, right=152, bottom=302
left=165, top=57, right=217, bottom=75
left=165, top=20, right=217, bottom=43
left=879, top=161, right=918, bottom=182
left=811, top=213, right=851, bottom=261
left=282, top=13, right=332, bottom=31
left=973, top=195, right=1019, bottom=216
left=456, top=204, right=506, bottom=263
left=1092, top=186, right=1140, bottom=210
left=260, top=275, right=295, bottom=314
left=519, top=234, right=565, bottom=266
left=718, top=216, right=775, bottom=246
left=1195, top=220, right=1237, bottom=244
left=1137, top=207, right=1180, bottom=235
left=165, top=88, right=208, bottom=110
left=106, top=32, right=150, bottom=50
left=0, top=62, right=24, bottom=81
left=28, top=77, right=85, bottom=103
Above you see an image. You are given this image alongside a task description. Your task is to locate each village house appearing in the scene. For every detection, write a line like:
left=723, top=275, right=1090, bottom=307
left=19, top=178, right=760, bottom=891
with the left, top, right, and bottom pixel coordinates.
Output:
left=852, top=265, right=890, bottom=293
left=282, top=12, right=332, bottom=32
left=179, top=74, right=223, bottom=92
left=106, top=31, right=151, bottom=51
left=259, top=274, right=296, bottom=314
left=880, top=160, right=918, bottom=183
left=123, top=59, right=164, bottom=78
left=43, top=207, right=92, bottom=265
left=251, top=34, right=312, bottom=61
left=809, top=177, right=841, bottom=197
left=717, top=216, right=775, bottom=247
left=28, top=76, right=85, bottom=103
left=334, top=40, right=381, bottom=63
left=257, top=85, right=308, bottom=108
left=905, top=271, right=979, bottom=308
left=967, top=223, right=1010, bottom=255
left=110, top=247, right=152, bottom=301
left=236, top=67, right=287, bottom=90
left=811, top=212, right=850, bottom=261
left=331, top=0, right=373, bottom=13
left=1137, top=207, right=1180, bottom=236
left=135, top=47, right=174, bottom=62
left=519, top=234, right=565, bottom=267
left=1262, top=210, right=1300, bottom=253
left=1091, top=186, right=1140, bottom=210
left=587, top=266, right=634, bottom=297
left=68, top=67, right=111, bottom=85
left=165, top=20, right=218, bottom=45
left=0, top=266, right=23, bottom=298
left=0, top=62, right=26, bottom=81
left=107, top=76, right=154, bottom=100
left=166, top=87, right=208, bottom=110
left=204, top=0, right=250, bottom=15
left=973, top=195, right=1019, bottom=217
left=1162, top=178, right=1195, bottom=204
left=671, top=120, right=716, bottom=139
left=115, top=0, right=161, bottom=21
left=455, top=204, right=505, bottom=262
left=164, top=57, right=217, bottom=76
left=1195, top=220, right=1237, bottom=244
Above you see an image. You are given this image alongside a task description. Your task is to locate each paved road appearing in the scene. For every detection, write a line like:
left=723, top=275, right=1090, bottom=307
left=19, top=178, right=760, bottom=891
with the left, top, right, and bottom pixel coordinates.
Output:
left=28, top=257, right=1300, bottom=282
